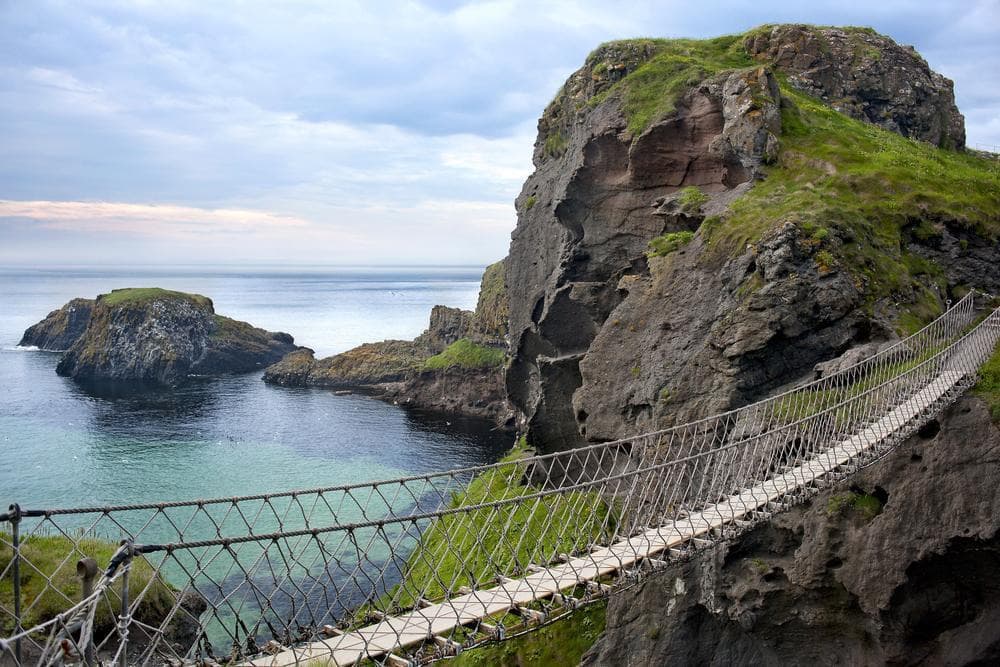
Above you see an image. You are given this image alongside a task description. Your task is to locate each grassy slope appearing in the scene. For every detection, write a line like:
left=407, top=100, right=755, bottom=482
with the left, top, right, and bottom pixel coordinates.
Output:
left=449, top=602, right=607, bottom=667
left=0, top=533, right=174, bottom=634
left=706, top=86, right=999, bottom=314
left=588, top=35, right=752, bottom=135
left=423, top=338, right=506, bottom=371
left=383, top=440, right=613, bottom=610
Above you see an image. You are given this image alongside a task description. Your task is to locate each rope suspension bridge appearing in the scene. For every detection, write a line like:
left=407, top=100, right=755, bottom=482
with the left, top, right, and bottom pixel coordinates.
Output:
left=2, top=291, right=998, bottom=666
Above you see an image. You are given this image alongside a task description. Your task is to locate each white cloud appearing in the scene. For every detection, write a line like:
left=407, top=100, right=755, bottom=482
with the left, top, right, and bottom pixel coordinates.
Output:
left=0, top=0, right=997, bottom=266
left=0, top=200, right=309, bottom=238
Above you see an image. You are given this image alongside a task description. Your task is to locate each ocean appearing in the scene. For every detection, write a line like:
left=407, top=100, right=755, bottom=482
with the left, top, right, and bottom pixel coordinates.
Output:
left=0, top=265, right=513, bottom=513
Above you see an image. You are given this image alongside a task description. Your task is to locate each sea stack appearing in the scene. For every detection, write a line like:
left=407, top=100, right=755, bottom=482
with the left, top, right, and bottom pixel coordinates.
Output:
left=22, top=287, right=302, bottom=386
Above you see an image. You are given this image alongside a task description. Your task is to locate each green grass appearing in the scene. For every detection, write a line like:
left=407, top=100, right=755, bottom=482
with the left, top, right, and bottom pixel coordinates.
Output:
left=771, top=341, right=948, bottom=425
left=588, top=34, right=752, bottom=135
left=0, top=533, right=175, bottom=635
left=827, top=492, right=883, bottom=521
left=100, top=287, right=213, bottom=309
left=423, top=338, right=507, bottom=371
left=647, top=230, right=695, bottom=258
left=383, top=440, right=615, bottom=611
left=544, top=130, right=568, bottom=158
left=973, top=343, right=1000, bottom=423
left=704, top=85, right=1000, bottom=312
left=525, top=195, right=537, bottom=210
left=449, top=602, right=607, bottom=667
left=676, top=186, right=709, bottom=214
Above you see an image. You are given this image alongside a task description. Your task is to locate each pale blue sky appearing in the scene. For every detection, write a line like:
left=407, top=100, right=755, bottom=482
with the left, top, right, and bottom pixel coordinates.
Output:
left=1, top=0, right=997, bottom=267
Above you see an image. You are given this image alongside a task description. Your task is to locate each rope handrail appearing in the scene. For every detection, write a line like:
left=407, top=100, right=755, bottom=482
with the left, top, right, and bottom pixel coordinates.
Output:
left=0, top=290, right=983, bottom=523
left=1, top=292, right=997, bottom=666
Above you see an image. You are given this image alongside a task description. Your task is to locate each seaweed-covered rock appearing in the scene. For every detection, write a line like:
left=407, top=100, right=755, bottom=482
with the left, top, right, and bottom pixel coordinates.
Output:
left=46, top=288, right=301, bottom=385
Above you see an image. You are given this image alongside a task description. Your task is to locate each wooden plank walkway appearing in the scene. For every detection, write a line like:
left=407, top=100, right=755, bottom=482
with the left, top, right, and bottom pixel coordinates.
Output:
left=251, top=371, right=965, bottom=666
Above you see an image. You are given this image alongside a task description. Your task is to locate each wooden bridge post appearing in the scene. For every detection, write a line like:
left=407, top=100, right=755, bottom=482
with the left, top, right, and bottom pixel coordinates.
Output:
left=77, top=557, right=99, bottom=665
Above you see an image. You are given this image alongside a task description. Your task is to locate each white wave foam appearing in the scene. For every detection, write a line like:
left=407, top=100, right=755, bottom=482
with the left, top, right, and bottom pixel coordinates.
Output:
left=6, top=345, right=40, bottom=351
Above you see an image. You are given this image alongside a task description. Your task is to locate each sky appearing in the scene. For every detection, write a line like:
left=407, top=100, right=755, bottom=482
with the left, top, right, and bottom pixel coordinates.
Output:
left=1, top=0, right=997, bottom=268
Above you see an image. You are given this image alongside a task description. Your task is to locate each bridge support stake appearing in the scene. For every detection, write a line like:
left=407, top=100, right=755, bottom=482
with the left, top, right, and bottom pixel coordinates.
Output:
left=9, top=504, right=22, bottom=665
left=476, top=621, right=499, bottom=638
left=432, top=635, right=463, bottom=655
left=513, top=605, right=545, bottom=624
left=77, top=557, right=99, bottom=666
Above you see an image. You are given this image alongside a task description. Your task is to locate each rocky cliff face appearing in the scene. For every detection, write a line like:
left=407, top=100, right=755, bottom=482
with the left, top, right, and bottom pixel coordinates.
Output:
left=745, top=25, right=965, bottom=149
left=505, top=26, right=997, bottom=453
left=581, top=395, right=1000, bottom=665
left=19, top=298, right=94, bottom=350
left=42, top=288, right=301, bottom=385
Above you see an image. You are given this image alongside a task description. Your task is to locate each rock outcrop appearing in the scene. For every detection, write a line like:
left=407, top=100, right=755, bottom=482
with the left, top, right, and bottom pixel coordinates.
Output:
left=382, top=365, right=512, bottom=426
left=262, top=340, right=430, bottom=388
left=264, top=260, right=514, bottom=426
left=504, top=26, right=995, bottom=453
left=745, top=24, right=965, bottom=149
left=37, top=288, right=301, bottom=385
left=18, top=298, right=95, bottom=350
left=581, top=394, right=1000, bottom=665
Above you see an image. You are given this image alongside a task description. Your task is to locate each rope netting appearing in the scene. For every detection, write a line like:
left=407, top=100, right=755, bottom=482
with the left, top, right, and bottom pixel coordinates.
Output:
left=2, top=291, right=998, bottom=666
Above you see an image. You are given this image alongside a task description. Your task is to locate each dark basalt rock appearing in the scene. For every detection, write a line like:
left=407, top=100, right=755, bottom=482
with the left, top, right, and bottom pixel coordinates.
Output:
left=18, top=298, right=95, bottom=351
left=745, top=24, right=965, bottom=148
left=383, top=365, right=513, bottom=428
left=35, top=288, right=302, bottom=386
left=581, top=395, right=1000, bottom=665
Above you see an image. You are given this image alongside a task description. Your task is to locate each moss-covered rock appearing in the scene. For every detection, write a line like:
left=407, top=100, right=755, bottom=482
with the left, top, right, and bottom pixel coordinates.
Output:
left=43, top=288, right=301, bottom=385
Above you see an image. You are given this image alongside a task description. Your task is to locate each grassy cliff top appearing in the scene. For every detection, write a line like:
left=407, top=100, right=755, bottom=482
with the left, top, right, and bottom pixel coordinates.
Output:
left=99, top=287, right=213, bottom=309
left=583, top=24, right=920, bottom=136
left=581, top=25, right=998, bottom=330
left=586, top=34, right=752, bottom=135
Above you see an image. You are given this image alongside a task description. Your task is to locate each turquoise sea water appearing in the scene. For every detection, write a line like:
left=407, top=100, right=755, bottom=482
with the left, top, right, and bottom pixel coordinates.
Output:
left=0, top=266, right=512, bottom=514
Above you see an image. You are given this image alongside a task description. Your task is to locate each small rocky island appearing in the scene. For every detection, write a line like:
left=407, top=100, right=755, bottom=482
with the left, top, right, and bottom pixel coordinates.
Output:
left=21, top=287, right=302, bottom=386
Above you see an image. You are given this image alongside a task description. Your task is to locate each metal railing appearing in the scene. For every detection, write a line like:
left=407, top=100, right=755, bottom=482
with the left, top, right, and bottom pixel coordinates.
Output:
left=1, top=291, right=998, bottom=665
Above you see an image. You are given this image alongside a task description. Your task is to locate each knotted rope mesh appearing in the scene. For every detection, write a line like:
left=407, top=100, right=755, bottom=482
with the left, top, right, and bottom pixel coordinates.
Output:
left=2, top=291, right=998, bottom=666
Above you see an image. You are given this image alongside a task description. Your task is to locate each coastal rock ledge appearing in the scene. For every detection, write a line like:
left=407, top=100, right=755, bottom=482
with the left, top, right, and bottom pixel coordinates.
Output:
left=23, top=288, right=302, bottom=386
